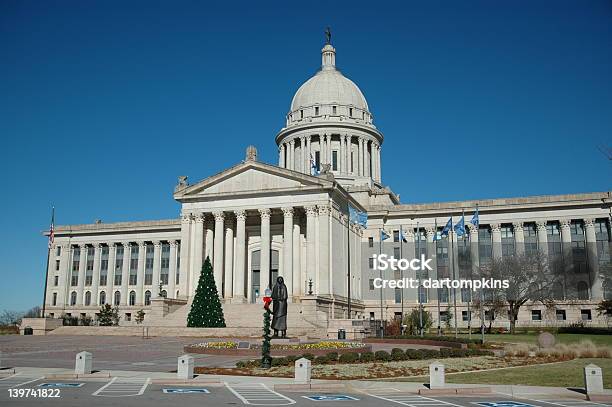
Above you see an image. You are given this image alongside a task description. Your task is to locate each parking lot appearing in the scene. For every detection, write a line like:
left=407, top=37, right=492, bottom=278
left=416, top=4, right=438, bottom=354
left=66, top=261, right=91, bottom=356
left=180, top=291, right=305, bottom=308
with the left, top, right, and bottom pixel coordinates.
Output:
left=0, top=374, right=609, bottom=407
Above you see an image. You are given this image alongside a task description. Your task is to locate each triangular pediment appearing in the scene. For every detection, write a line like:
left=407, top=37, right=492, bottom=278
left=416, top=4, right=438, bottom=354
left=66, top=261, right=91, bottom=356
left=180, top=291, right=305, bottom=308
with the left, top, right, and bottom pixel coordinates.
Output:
left=174, top=161, right=333, bottom=201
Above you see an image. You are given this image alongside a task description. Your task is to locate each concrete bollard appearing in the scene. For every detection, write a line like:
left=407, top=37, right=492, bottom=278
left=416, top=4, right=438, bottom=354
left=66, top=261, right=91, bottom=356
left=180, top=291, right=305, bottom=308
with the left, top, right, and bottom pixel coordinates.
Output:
left=584, top=364, right=603, bottom=394
left=177, top=355, right=194, bottom=380
left=294, top=357, right=311, bottom=384
left=429, top=361, right=445, bottom=389
left=75, top=351, right=92, bottom=375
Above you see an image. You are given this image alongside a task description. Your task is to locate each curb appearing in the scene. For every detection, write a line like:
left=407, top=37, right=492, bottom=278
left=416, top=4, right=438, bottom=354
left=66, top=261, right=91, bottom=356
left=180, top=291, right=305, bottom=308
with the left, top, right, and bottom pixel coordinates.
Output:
left=418, top=387, right=492, bottom=395
left=150, top=378, right=223, bottom=386
left=44, top=372, right=111, bottom=380
left=587, top=394, right=612, bottom=402
left=275, top=382, right=347, bottom=392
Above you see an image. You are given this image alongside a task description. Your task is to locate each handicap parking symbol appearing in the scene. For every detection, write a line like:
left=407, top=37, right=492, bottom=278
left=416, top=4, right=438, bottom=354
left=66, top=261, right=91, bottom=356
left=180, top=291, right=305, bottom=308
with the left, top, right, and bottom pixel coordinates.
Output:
left=38, top=383, right=85, bottom=388
left=163, top=388, right=210, bottom=394
left=303, top=395, right=359, bottom=401
left=476, top=402, right=535, bottom=407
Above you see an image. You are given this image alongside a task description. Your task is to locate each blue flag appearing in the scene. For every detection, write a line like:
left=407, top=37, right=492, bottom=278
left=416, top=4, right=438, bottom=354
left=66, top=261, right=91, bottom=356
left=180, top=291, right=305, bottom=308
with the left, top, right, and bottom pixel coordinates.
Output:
left=310, top=154, right=319, bottom=176
left=454, top=215, right=465, bottom=237
left=348, top=204, right=367, bottom=228
left=381, top=229, right=390, bottom=241
left=470, top=207, right=479, bottom=228
left=432, top=230, right=441, bottom=242
left=400, top=230, right=409, bottom=243
left=440, top=217, right=452, bottom=237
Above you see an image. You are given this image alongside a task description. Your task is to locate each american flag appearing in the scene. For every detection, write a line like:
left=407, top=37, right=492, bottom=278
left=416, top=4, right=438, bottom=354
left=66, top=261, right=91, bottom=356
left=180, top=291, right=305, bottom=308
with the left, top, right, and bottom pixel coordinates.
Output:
left=48, top=207, right=55, bottom=249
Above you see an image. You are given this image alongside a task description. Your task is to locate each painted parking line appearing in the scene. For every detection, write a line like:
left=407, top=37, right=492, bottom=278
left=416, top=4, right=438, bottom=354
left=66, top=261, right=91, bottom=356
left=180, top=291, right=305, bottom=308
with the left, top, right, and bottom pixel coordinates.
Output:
left=92, top=377, right=150, bottom=397
left=225, top=382, right=296, bottom=405
left=302, top=394, right=359, bottom=401
left=38, top=382, right=85, bottom=388
left=526, top=399, right=610, bottom=407
left=364, top=388, right=463, bottom=407
left=0, top=374, right=44, bottom=388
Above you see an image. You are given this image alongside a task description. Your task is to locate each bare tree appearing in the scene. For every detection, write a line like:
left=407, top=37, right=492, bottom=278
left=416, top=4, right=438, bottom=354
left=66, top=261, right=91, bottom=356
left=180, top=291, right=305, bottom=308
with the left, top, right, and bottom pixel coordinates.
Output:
left=23, top=306, right=41, bottom=319
left=480, top=251, right=561, bottom=334
left=0, top=310, right=23, bottom=326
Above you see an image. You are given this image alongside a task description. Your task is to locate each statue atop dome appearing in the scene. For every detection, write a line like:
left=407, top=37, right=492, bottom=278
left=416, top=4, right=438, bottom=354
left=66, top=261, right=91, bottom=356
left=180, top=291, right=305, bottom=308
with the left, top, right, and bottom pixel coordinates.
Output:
left=325, top=26, right=332, bottom=45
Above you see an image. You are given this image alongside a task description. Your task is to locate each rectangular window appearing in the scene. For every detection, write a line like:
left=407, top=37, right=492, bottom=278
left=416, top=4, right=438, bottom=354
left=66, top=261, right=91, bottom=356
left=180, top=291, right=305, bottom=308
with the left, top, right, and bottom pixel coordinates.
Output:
left=176, top=243, right=181, bottom=285
left=349, top=107, right=353, bottom=117
left=531, top=310, right=542, bottom=321
left=485, top=310, right=495, bottom=321
left=556, top=309, right=566, bottom=321
left=368, top=237, right=374, bottom=248
left=56, top=246, right=61, bottom=256
left=161, top=242, right=170, bottom=285
left=315, top=150, right=320, bottom=171
left=332, top=150, right=338, bottom=171
left=394, top=288, right=401, bottom=304
left=393, top=247, right=400, bottom=258
left=71, top=247, right=80, bottom=287
left=314, top=106, right=319, bottom=116
left=462, top=310, right=471, bottom=321
left=440, top=311, right=450, bottom=322
left=332, top=105, right=337, bottom=115
left=393, top=230, right=400, bottom=242
left=54, top=275, right=59, bottom=286
left=350, top=151, right=354, bottom=172
left=300, top=109, right=303, bottom=119
left=145, top=244, right=154, bottom=285
left=52, top=293, right=57, bottom=306
left=130, top=245, right=138, bottom=285
left=85, top=246, right=94, bottom=286
left=368, top=257, right=374, bottom=269
left=55, top=260, right=60, bottom=271
left=581, top=309, right=592, bottom=321
left=369, top=279, right=374, bottom=290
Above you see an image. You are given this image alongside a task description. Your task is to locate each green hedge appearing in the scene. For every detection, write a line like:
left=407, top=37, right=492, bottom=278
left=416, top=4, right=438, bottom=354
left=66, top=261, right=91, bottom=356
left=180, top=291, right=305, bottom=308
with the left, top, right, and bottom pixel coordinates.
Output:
left=235, top=348, right=495, bottom=368
left=383, top=334, right=483, bottom=345
left=557, top=327, right=612, bottom=335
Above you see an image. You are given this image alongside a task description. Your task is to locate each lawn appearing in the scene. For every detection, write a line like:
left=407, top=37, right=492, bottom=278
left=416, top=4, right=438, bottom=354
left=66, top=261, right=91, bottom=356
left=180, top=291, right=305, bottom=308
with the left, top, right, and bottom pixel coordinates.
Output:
left=458, top=332, right=612, bottom=346
left=395, top=358, right=612, bottom=388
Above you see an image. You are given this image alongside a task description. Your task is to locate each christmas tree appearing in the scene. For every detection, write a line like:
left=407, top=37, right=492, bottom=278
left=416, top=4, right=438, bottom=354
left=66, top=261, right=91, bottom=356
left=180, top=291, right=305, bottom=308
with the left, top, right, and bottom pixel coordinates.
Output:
left=187, top=256, right=226, bottom=327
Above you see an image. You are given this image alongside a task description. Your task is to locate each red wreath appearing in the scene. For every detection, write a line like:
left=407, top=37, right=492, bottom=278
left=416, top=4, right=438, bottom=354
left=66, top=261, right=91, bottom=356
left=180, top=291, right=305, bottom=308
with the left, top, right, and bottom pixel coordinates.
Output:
left=263, top=296, right=272, bottom=311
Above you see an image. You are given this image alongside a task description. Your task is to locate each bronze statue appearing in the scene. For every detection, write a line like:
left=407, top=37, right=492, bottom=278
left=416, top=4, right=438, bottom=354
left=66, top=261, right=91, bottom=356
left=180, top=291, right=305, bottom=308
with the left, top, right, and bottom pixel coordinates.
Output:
left=271, top=276, right=288, bottom=338
left=325, top=27, right=332, bottom=45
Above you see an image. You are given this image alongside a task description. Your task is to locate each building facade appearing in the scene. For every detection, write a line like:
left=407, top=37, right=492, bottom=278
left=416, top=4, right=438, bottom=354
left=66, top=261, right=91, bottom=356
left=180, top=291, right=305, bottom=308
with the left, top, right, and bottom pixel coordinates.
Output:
left=44, top=40, right=612, bottom=329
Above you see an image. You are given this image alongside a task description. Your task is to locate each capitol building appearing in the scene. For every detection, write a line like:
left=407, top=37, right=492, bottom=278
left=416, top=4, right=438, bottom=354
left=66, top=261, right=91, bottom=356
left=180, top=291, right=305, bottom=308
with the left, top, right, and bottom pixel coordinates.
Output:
left=44, top=39, right=612, bottom=334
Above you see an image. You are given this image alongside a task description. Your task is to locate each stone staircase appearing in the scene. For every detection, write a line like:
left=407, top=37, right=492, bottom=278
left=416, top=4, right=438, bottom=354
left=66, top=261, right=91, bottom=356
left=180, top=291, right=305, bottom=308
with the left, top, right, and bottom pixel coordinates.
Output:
left=146, top=300, right=328, bottom=337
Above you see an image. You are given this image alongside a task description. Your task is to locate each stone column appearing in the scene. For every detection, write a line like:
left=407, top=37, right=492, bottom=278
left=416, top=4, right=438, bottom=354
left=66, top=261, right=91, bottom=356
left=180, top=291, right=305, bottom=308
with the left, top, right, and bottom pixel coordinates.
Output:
left=300, top=136, right=306, bottom=173
left=339, top=134, right=345, bottom=174
left=152, top=240, right=162, bottom=299
left=584, top=218, right=603, bottom=299
left=168, top=240, right=177, bottom=299
left=205, top=215, right=214, bottom=263
left=136, top=241, right=146, bottom=304
left=491, top=223, right=502, bottom=259
left=326, top=134, right=331, bottom=164
left=121, top=242, right=130, bottom=305
left=224, top=215, right=235, bottom=299
left=293, top=214, right=302, bottom=297
left=278, top=146, right=283, bottom=167
left=305, top=206, right=317, bottom=293
left=513, top=222, right=525, bottom=255
left=318, top=205, right=330, bottom=295
left=365, top=140, right=370, bottom=177
left=91, top=243, right=101, bottom=306
left=467, top=224, right=480, bottom=276
left=282, top=207, right=294, bottom=297
left=233, top=210, right=247, bottom=302
left=259, top=208, right=271, bottom=293
left=192, top=213, right=205, bottom=295
left=213, top=211, right=225, bottom=294
left=76, top=244, right=87, bottom=305
left=560, top=218, right=573, bottom=270
left=536, top=221, right=548, bottom=256
left=178, top=214, right=191, bottom=300
left=377, top=144, right=382, bottom=182
left=57, top=244, right=70, bottom=307
left=305, top=136, right=311, bottom=173
left=289, top=139, right=295, bottom=170
left=107, top=243, right=116, bottom=295
left=357, top=137, right=364, bottom=176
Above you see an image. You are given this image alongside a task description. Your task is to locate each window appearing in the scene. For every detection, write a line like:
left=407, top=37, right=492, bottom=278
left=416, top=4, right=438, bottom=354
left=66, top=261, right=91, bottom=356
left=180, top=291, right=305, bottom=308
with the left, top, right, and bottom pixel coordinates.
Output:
left=125, top=313, right=131, bottom=322
left=129, top=245, right=138, bottom=285
left=531, top=310, right=542, bottom=321
left=314, top=150, right=320, bottom=171
left=54, top=276, right=59, bottom=286
left=394, top=312, right=402, bottom=321
left=70, top=291, right=77, bottom=306
left=418, top=286, right=428, bottom=303
left=415, top=229, right=426, bottom=257
left=114, top=291, right=121, bottom=306
left=440, top=311, right=450, bottom=322
left=349, top=107, right=353, bottom=117
left=393, top=247, right=400, bottom=258
left=314, top=106, right=319, bottom=116
left=462, top=310, right=471, bottom=322
left=478, top=227, right=492, bottom=262
left=438, top=288, right=449, bottom=303
left=84, top=291, right=91, bottom=306
left=581, top=309, right=592, bottom=321
left=332, top=105, right=337, bottom=115
left=484, top=310, right=495, bottom=321
left=369, top=279, right=375, bottom=290
left=52, top=292, right=57, bottom=306
left=55, top=260, right=60, bottom=271
left=332, top=150, right=338, bottom=171
left=577, top=281, right=589, bottom=300
left=56, top=246, right=61, bottom=256
left=547, top=222, right=562, bottom=255
left=368, top=237, right=374, bottom=248
left=556, top=309, right=566, bottom=321
left=99, top=291, right=106, bottom=305
left=145, top=244, right=154, bottom=285
left=129, top=290, right=136, bottom=306
left=369, top=312, right=375, bottom=320
left=501, top=225, right=515, bottom=257
left=161, top=290, right=167, bottom=298
left=144, top=290, right=151, bottom=306
left=176, top=243, right=181, bottom=285
left=368, top=257, right=374, bottom=269
left=100, top=246, right=109, bottom=286
left=115, top=245, right=124, bottom=285
left=300, top=109, right=303, bottom=119
left=461, top=287, right=472, bottom=303
left=524, top=223, right=538, bottom=254
left=350, top=151, right=354, bottom=173
left=85, top=246, right=94, bottom=285
left=71, top=247, right=80, bottom=286
left=394, top=288, right=401, bottom=303
left=393, top=230, right=400, bottom=242
left=161, top=243, right=170, bottom=285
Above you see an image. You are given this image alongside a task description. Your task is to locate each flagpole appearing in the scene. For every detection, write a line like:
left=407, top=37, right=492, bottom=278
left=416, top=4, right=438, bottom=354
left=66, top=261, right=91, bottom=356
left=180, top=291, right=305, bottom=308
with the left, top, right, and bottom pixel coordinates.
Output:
left=417, top=221, right=423, bottom=337
left=434, top=218, right=441, bottom=336
left=450, top=216, right=458, bottom=338
left=475, top=204, right=485, bottom=344
left=399, top=224, right=404, bottom=325
left=462, top=209, right=472, bottom=339
left=378, top=228, right=384, bottom=338
left=41, top=206, right=54, bottom=318
left=346, top=211, right=352, bottom=318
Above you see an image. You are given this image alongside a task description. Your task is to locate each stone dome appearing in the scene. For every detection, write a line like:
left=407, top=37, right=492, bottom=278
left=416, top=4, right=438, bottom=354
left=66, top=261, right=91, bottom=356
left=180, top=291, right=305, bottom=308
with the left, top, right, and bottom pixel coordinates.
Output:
left=286, top=44, right=373, bottom=126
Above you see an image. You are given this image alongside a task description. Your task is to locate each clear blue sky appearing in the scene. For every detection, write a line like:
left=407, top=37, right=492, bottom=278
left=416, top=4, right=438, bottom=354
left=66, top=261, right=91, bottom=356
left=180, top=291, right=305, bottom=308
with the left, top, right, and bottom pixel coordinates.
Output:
left=1, top=1, right=611, bottom=311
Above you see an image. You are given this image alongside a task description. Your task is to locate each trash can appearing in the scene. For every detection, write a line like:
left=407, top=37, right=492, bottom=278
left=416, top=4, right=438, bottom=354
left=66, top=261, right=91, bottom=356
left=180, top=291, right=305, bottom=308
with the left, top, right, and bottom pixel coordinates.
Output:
left=337, top=329, right=346, bottom=340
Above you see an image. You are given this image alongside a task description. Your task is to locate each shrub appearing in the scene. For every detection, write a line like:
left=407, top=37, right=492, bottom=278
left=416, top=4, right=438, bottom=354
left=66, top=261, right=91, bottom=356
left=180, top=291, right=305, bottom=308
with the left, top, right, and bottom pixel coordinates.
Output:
left=314, top=355, right=329, bottom=365
left=301, top=353, right=315, bottom=361
left=558, top=326, right=612, bottom=335
left=326, top=352, right=339, bottom=362
left=403, top=309, right=434, bottom=335
left=439, top=348, right=452, bottom=358
left=405, top=349, right=424, bottom=360
left=235, top=361, right=246, bottom=368
left=385, top=320, right=402, bottom=336
left=359, top=351, right=375, bottom=362
left=450, top=348, right=467, bottom=358
left=391, top=348, right=406, bottom=361
left=285, top=355, right=299, bottom=364
left=338, top=352, right=359, bottom=363
left=374, top=350, right=391, bottom=362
